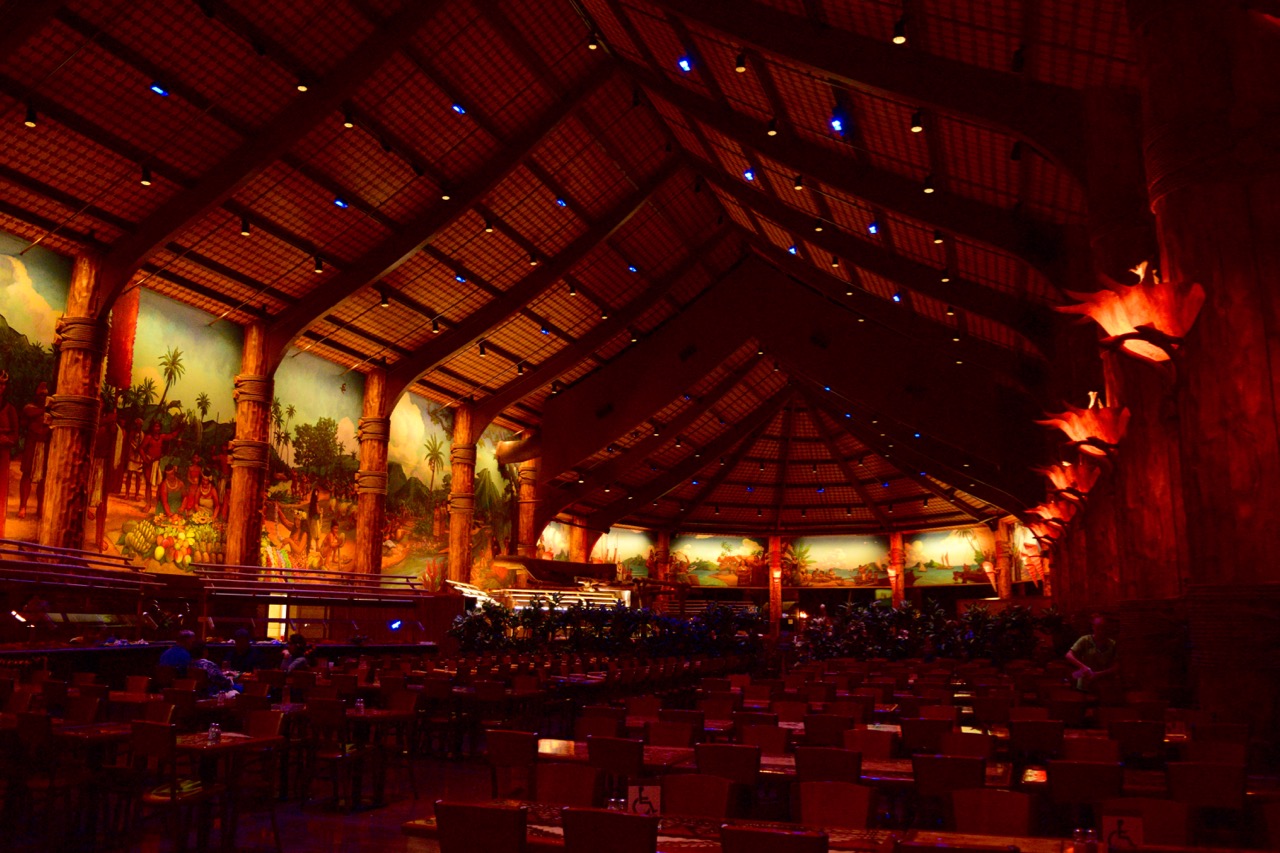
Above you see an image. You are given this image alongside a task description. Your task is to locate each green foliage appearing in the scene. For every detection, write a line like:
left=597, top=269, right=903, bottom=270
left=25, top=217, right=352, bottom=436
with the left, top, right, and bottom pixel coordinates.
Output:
left=448, top=600, right=765, bottom=658
left=797, top=599, right=1055, bottom=664
left=292, top=417, right=343, bottom=479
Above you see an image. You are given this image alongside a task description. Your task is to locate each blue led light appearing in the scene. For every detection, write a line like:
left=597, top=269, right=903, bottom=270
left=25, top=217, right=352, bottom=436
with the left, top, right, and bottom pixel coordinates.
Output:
left=830, top=115, right=844, bottom=133
left=892, top=292, right=902, bottom=303
left=816, top=487, right=825, bottom=493
left=555, top=198, right=567, bottom=208
left=824, top=385, right=831, bottom=392
left=868, top=221, right=880, bottom=235
left=451, top=103, right=467, bottom=115
left=743, top=168, right=755, bottom=181
left=540, top=326, right=549, bottom=335
left=914, top=432, right=921, bottom=438
left=844, top=413, right=851, bottom=418
left=677, top=56, right=693, bottom=72
left=150, top=82, right=169, bottom=96
left=389, top=619, right=402, bottom=631
left=692, top=480, right=699, bottom=486
left=628, top=264, right=638, bottom=273
left=333, top=197, right=349, bottom=208
left=746, top=486, right=754, bottom=493
left=882, top=481, right=889, bottom=488
left=788, top=245, right=798, bottom=255
left=454, top=274, right=467, bottom=283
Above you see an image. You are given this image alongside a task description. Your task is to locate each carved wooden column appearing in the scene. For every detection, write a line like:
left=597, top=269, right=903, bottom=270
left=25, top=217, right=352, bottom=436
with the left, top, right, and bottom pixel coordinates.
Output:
left=887, top=531, right=906, bottom=607
left=653, top=530, right=671, bottom=583
left=38, top=253, right=107, bottom=550
left=354, top=367, right=389, bottom=574
left=768, top=535, right=782, bottom=641
left=567, top=516, right=602, bottom=563
left=994, top=518, right=1014, bottom=599
left=515, top=456, right=540, bottom=557
left=224, top=323, right=272, bottom=569
left=446, top=403, right=476, bottom=583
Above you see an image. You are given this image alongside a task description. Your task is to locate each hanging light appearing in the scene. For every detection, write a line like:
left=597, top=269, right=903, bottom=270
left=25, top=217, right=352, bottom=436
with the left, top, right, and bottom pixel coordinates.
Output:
left=629, top=328, right=639, bottom=343
left=139, top=164, right=153, bottom=186
left=892, top=291, right=902, bottom=303
left=528, top=252, right=539, bottom=266
left=483, top=218, right=494, bottom=233
left=922, top=174, right=935, bottom=194
left=766, top=117, right=778, bottom=137
left=440, top=185, right=452, bottom=201
left=933, top=230, right=945, bottom=244
left=239, top=216, right=251, bottom=236
left=830, top=256, right=840, bottom=268
left=478, top=341, right=487, bottom=357
left=946, top=304, right=956, bottom=316
left=451, top=103, right=467, bottom=115
left=892, top=16, right=908, bottom=44
left=333, top=197, right=349, bottom=208
left=567, top=281, right=577, bottom=296
left=867, top=220, right=879, bottom=235
left=814, top=218, right=825, bottom=232
left=296, top=77, right=311, bottom=93
left=342, top=108, right=355, bottom=129
left=378, top=288, right=390, bottom=308
left=517, top=361, right=525, bottom=375
left=940, top=268, right=952, bottom=283
left=23, top=102, right=38, bottom=127
left=431, top=317, right=440, bottom=334
left=600, top=306, right=610, bottom=320
left=793, top=175, right=804, bottom=191
left=313, top=255, right=323, bottom=273
left=910, top=110, right=924, bottom=133
left=677, top=56, right=693, bottom=73
left=734, top=52, right=747, bottom=73
left=743, top=167, right=756, bottom=182
left=587, top=33, right=600, bottom=50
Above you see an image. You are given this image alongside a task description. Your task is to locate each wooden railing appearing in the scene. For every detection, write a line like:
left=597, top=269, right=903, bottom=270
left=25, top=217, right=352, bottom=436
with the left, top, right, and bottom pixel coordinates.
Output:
left=191, top=563, right=425, bottom=604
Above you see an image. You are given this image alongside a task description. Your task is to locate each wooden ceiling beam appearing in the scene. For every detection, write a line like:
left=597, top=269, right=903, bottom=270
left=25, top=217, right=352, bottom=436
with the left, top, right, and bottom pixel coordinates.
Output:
left=800, top=388, right=896, bottom=529
left=265, top=69, right=618, bottom=365
left=95, top=1, right=444, bottom=316
left=378, top=160, right=677, bottom=403
left=475, top=226, right=730, bottom=426
left=628, top=70, right=1066, bottom=280
left=679, top=407, right=776, bottom=521
left=700, top=168, right=1053, bottom=345
left=770, top=398, right=795, bottom=526
left=586, top=389, right=790, bottom=530
left=645, top=0, right=1087, bottom=182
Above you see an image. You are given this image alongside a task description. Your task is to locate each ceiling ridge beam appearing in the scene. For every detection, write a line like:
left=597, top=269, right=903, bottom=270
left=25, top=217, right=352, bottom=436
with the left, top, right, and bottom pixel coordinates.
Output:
left=627, top=64, right=1066, bottom=280
left=679, top=407, right=775, bottom=520
left=265, top=68, right=619, bottom=364
left=585, top=389, right=791, bottom=529
left=800, top=388, right=895, bottom=528
left=771, top=398, right=795, bottom=525
left=95, top=0, right=445, bottom=316
left=646, top=0, right=1088, bottom=183
left=379, top=160, right=677, bottom=402
left=699, top=167, right=1052, bottom=344
left=474, top=226, right=730, bottom=425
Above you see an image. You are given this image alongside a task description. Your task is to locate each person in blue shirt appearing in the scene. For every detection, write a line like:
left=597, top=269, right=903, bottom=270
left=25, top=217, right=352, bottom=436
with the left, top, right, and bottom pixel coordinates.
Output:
left=158, top=629, right=195, bottom=676
left=222, top=628, right=263, bottom=673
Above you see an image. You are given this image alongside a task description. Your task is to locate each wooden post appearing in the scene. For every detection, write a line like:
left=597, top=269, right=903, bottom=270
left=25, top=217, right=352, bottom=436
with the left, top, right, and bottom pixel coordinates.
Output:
left=653, top=530, right=671, bottom=583
left=354, top=367, right=389, bottom=574
left=994, top=518, right=1014, bottom=599
left=887, top=531, right=906, bottom=607
left=567, top=517, right=602, bottom=563
left=768, top=535, right=782, bottom=641
left=224, top=323, right=272, bottom=569
left=38, top=253, right=108, bottom=550
left=447, top=403, right=476, bottom=583
left=515, top=456, right=540, bottom=557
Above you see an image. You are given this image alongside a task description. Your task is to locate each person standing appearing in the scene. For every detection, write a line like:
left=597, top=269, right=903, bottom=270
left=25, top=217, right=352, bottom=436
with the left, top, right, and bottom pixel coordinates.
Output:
left=1066, top=614, right=1120, bottom=698
left=17, top=380, right=49, bottom=520
left=140, top=417, right=183, bottom=509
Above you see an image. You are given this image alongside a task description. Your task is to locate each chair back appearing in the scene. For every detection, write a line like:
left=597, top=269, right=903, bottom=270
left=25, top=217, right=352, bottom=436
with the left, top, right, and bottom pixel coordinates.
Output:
left=732, top=711, right=777, bottom=736
left=698, top=697, right=736, bottom=720
left=799, top=781, right=873, bottom=828
left=1167, top=761, right=1246, bottom=810
left=939, top=731, right=993, bottom=760
left=795, top=746, right=862, bottom=784
left=586, top=736, right=645, bottom=780
left=721, top=824, right=828, bottom=853
left=305, top=698, right=351, bottom=746
left=772, top=700, right=809, bottom=723
left=969, top=694, right=1012, bottom=726
left=658, top=708, right=705, bottom=731
left=662, top=773, right=733, bottom=818
left=535, top=763, right=603, bottom=807
left=575, top=716, right=622, bottom=740
left=911, top=754, right=985, bottom=797
left=1101, top=796, right=1190, bottom=846
left=695, top=742, right=761, bottom=785
left=1191, top=722, right=1249, bottom=744
left=126, top=673, right=155, bottom=693
left=805, top=682, right=836, bottom=704
left=803, top=713, right=855, bottom=747
left=139, top=700, right=175, bottom=723
left=919, top=704, right=959, bottom=722
left=561, top=807, right=658, bottom=853
left=40, top=679, right=68, bottom=714
left=1063, top=737, right=1121, bottom=762
left=434, top=800, right=527, bottom=853
left=741, top=724, right=789, bottom=756
left=953, top=788, right=1033, bottom=836
left=247, top=709, right=285, bottom=738
left=71, top=671, right=98, bottom=686
left=1108, top=720, right=1166, bottom=759
left=1046, top=760, right=1124, bottom=805
left=582, top=704, right=626, bottom=721
left=645, top=721, right=694, bottom=747
left=4, top=688, right=32, bottom=713
left=486, top=728, right=539, bottom=768
left=626, top=695, right=662, bottom=718
left=63, top=695, right=101, bottom=726
left=844, top=727, right=895, bottom=759
left=900, top=717, right=954, bottom=754
left=1007, top=705, right=1050, bottom=722
left=1009, top=718, right=1065, bottom=758
left=161, top=687, right=197, bottom=718
left=1185, top=739, right=1247, bottom=764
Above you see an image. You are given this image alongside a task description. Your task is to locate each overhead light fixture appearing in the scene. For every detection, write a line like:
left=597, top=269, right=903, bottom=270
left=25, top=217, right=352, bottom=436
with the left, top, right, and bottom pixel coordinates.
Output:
left=867, top=220, right=879, bottom=235
left=342, top=108, right=355, bottom=129
left=793, top=175, right=804, bottom=191
left=483, top=217, right=494, bottom=233
left=715, top=505, right=720, bottom=515
left=517, top=361, right=525, bottom=375
left=567, top=282, right=577, bottom=296
left=757, top=344, right=765, bottom=355
left=766, top=117, right=778, bottom=136
left=893, top=16, right=908, bottom=45
left=787, top=245, right=798, bottom=255
left=940, top=268, right=952, bottom=283
left=923, top=174, right=935, bottom=194
left=431, top=317, right=440, bottom=334
left=677, top=56, right=693, bottom=73
left=933, top=230, right=945, bottom=244
left=946, top=304, right=955, bottom=316
left=830, top=106, right=847, bottom=135
left=743, top=167, right=756, bottom=182
left=587, top=33, right=600, bottom=50
left=239, top=216, right=251, bottom=236
left=627, top=264, right=638, bottom=273
left=551, top=381, right=563, bottom=394
left=801, top=508, right=807, bottom=518
left=555, top=197, right=567, bottom=208
left=139, top=164, right=153, bottom=186
left=451, top=103, right=467, bottom=115
left=814, top=218, right=825, bottom=232
left=478, top=341, right=487, bottom=357
left=892, top=291, right=902, bottom=303
left=149, top=81, right=170, bottom=97
left=847, top=507, right=853, bottom=516
left=629, top=328, right=639, bottom=343
left=333, top=197, right=349, bottom=208
left=528, top=252, right=539, bottom=266
left=378, top=288, right=390, bottom=308
left=600, top=306, right=610, bottom=320
left=455, top=274, right=467, bottom=283
left=846, top=287, right=854, bottom=296
left=23, top=102, right=37, bottom=127
left=313, top=255, right=323, bottom=273
left=830, top=256, right=840, bottom=268
left=910, top=110, right=923, bottom=133
left=296, top=77, right=311, bottom=93
left=734, top=52, right=747, bottom=73
left=757, top=508, right=763, bottom=517
left=440, top=185, right=452, bottom=201
left=540, top=323, right=549, bottom=335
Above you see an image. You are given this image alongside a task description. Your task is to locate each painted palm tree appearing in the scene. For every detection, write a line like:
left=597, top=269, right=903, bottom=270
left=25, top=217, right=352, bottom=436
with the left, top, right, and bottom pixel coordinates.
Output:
left=423, top=434, right=445, bottom=519
left=137, top=378, right=157, bottom=408
left=195, top=392, right=210, bottom=445
left=147, top=347, right=185, bottom=427
left=270, top=397, right=284, bottom=453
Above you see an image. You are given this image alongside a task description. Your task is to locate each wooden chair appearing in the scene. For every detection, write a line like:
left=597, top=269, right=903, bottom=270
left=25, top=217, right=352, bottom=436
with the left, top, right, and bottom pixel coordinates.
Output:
left=1106, top=720, right=1165, bottom=761
left=434, top=800, right=527, bottom=853
left=741, top=724, right=789, bottom=756
left=721, top=824, right=828, bottom=853
left=561, top=806, right=658, bottom=853
left=485, top=728, right=539, bottom=798
left=586, top=736, right=645, bottom=799
left=733, top=711, right=778, bottom=738
left=1102, top=796, right=1190, bottom=846
left=969, top=694, right=1012, bottom=728
left=62, top=695, right=101, bottom=726
left=644, top=720, right=694, bottom=747
left=658, top=708, right=705, bottom=738
left=799, top=781, right=874, bottom=828
left=911, top=755, right=985, bottom=828
left=1063, top=737, right=1121, bottom=762
left=1191, top=722, right=1249, bottom=744
left=137, top=701, right=174, bottom=724
left=1007, top=705, right=1050, bottom=722
left=939, top=731, right=993, bottom=760
left=535, top=763, right=603, bottom=807
left=803, top=713, right=855, bottom=747
left=1046, top=760, right=1123, bottom=826
left=238, top=710, right=285, bottom=853
left=302, top=698, right=366, bottom=810
left=795, top=746, right=862, bottom=784
left=625, top=695, right=661, bottom=718
left=575, top=715, right=622, bottom=740
left=662, top=773, right=733, bottom=818
left=1046, top=691, right=1089, bottom=728
left=919, top=704, right=959, bottom=722
left=743, top=683, right=778, bottom=710
left=772, top=699, right=810, bottom=723
left=844, top=727, right=895, bottom=759
left=953, top=788, right=1033, bottom=836
left=900, top=717, right=954, bottom=754
left=696, top=742, right=761, bottom=816
left=1167, top=761, right=1247, bottom=810
left=1185, top=739, right=1248, bottom=764
left=698, top=696, right=737, bottom=720
left=124, top=721, right=225, bottom=850
left=1009, top=718, right=1065, bottom=761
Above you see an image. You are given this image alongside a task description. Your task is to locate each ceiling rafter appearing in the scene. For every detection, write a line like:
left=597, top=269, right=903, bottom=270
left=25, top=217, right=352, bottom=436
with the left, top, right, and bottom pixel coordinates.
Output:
left=264, top=69, right=617, bottom=364
left=678, top=407, right=774, bottom=521
left=625, top=65, right=1066, bottom=279
left=699, top=167, right=1052, bottom=346
left=771, top=397, right=795, bottom=525
left=646, top=0, right=1088, bottom=182
left=474, top=226, right=730, bottom=426
left=93, top=1, right=444, bottom=317
left=380, top=160, right=677, bottom=402
left=586, top=388, right=790, bottom=529
left=800, top=387, right=895, bottom=529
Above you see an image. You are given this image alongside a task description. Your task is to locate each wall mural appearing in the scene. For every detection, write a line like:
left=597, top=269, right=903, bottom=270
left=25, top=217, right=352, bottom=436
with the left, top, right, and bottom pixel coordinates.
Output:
left=669, top=535, right=770, bottom=587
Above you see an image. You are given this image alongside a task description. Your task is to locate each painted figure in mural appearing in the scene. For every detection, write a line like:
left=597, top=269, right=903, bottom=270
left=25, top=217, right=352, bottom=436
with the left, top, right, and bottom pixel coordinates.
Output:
left=213, top=442, right=231, bottom=520
left=194, top=472, right=219, bottom=515
left=89, top=396, right=122, bottom=551
left=0, top=372, right=20, bottom=539
left=156, top=464, right=186, bottom=520
left=181, top=455, right=203, bottom=512
left=120, top=417, right=145, bottom=500
left=140, top=417, right=184, bottom=509
left=17, top=380, right=50, bottom=520
left=321, top=519, right=347, bottom=569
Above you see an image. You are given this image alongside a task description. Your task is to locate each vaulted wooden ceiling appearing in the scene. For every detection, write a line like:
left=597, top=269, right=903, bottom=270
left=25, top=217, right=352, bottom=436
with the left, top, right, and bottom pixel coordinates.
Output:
left=0, top=0, right=1138, bottom=534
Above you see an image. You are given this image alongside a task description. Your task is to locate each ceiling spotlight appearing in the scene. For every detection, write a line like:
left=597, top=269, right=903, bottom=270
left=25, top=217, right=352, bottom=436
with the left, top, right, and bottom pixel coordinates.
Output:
left=766, top=117, right=778, bottom=136
left=787, top=245, right=798, bottom=255
left=793, top=175, right=804, bottom=191
left=600, top=307, right=610, bottom=320
left=734, top=52, right=747, bottom=73
left=892, top=291, right=902, bottom=303
left=933, top=230, right=945, bottom=244
left=239, top=216, right=251, bottom=236
left=567, top=282, right=577, bottom=296
left=483, top=218, right=494, bottom=233
left=829, top=106, right=847, bottom=135
left=139, top=164, right=153, bottom=186
left=528, top=252, right=539, bottom=266
left=893, top=16, right=908, bottom=45
left=715, top=505, right=720, bottom=515
left=296, top=77, right=311, bottom=93
left=149, top=81, right=170, bottom=97
left=23, top=102, right=37, bottom=127
left=814, top=218, right=825, bottom=232
left=587, top=33, right=600, bottom=50
left=342, top=108, right=355, bottom=129
left=629, top=328, right=639, bottom=343
left=757, top=344, right=764, bottom=355
left=923, top=174, right=935, bottom=194
left=910, top=110, right=923, bottom=133
left=478, top=341, right=487, bottom=357
left=440, top=185, right=452, bottom=201
left=551, top=381, right=563, bottom=394
left=677, top=56, right=693, bottom=73
left=940, top=268, right=952, bottom=283
left=378, top=288, right=390, bottom=308
left=555, top=197, right=568, bottom=208
left=313, top=255, right=323, bottom=274
left=517, top=361, right=525, bottom=375
left=540, top=324, right=549, bottom=335
left=946, top=305, right=955, bottom=316
left=846, top=287, right=854, bottom=296
left=627, top=264, right=638, bottom=273
left=867, top=220, right=879, bottom=235
left=431, top=317, right=440, bottom=334
left=455, top=274, right=467, bottom=283
left=743, top=167, right=756, bottom=182
left=451, top=103, right=467, bottom=115
left=830, top=256, right=840, bottom=268
left=757, top=508, right=763, bottom=517
left=333, top=197, right=349, bottom=208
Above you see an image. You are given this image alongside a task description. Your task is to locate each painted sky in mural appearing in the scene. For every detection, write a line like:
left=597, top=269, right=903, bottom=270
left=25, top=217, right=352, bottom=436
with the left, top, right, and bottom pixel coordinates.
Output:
left=671, top=535, right=768, bottom=587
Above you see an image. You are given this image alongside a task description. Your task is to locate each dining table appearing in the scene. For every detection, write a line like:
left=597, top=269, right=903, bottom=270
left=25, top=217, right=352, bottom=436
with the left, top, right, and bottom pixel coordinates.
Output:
left=175, top=730, right=284, bottom=850
left=537, top=738, right=696, bottom=773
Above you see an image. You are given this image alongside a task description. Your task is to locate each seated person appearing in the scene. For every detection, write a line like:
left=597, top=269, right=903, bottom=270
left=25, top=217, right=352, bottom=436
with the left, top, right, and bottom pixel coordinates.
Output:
left=281, top=632, right=313, bottom=673
left=158, top=629, right=195, bottom=677
left=1066, top=614, right=1119, bottom=695
left=222, top=628, right=262, bottom=673
left=190, top=641, right=238, bottom=697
